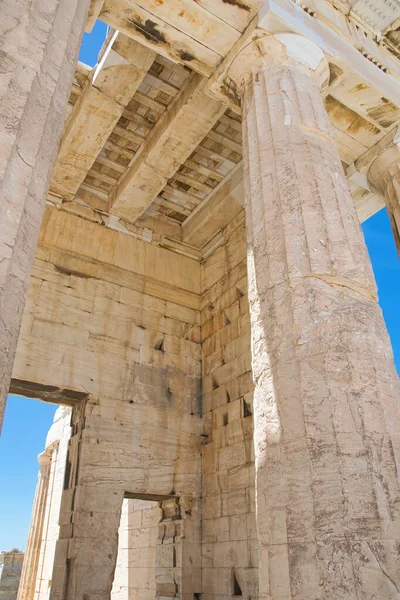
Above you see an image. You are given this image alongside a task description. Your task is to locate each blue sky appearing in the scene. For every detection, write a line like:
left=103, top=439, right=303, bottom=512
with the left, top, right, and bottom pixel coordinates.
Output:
left=0, top=24, right=399, bottom=551
left=79, top=20, right=108, bottom=66
left=363, top=209, right=400, bottom=374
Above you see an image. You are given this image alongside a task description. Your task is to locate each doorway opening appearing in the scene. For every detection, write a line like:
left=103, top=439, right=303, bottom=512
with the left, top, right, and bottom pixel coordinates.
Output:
left=112, top=497, right=162, bottom=600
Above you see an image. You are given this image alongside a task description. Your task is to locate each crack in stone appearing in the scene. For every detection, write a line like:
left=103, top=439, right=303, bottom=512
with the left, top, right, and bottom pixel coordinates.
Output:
left=16, top=146, right=33, bottom=169
left=297, top=123, right=334, bottom=143
left=302, top=273, right=377, bottom=302
left=344, top=392, right=360, bottom=434
left=367, top=542, right=400, bottom=595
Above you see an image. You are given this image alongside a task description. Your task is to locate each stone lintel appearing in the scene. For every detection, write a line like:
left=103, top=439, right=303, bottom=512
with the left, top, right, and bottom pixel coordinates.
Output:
left=98, top=0, right=262, bottom=78
left=10, top=378, right=90, bottom=407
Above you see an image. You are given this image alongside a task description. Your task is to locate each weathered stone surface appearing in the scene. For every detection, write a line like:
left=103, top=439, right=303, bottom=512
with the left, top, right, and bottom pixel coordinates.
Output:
left=109, top=73, right=225, bottom=222
left=112, top=498, right=160, bottom=600
left=10, top=207, right=202, bottom=600
left=237, top=34, right=400, bottom=599
left=368, top=140, right=400, bottom=257
left=50, top=32, right=156, bottom=200
left=3, top=0, right=400, bottom=599
left=201, top=211, right=256, bottom=597
left=0, top=553, right=24, bottom=600
left=0, top=0, right=90, bottom=431
left=18, top=164, right=400, bottom=598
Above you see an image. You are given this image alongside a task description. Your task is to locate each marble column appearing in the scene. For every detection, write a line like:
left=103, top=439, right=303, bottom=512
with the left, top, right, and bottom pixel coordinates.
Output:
left=18, top=451, right=52, bottom=600
left=0, top=0, right=90, bottom=431
left=229, top=33, right=400, bottom=599
left=368, top=141, right=400, bottom=257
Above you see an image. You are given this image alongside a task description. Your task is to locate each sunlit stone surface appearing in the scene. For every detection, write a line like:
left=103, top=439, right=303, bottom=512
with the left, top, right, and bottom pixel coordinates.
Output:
left=2, top=0, right=400, bottom=598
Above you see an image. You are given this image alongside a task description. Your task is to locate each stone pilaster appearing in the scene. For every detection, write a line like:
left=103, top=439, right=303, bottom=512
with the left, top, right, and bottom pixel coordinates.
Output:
left=368, top=141, right=400, bottom=257
left=230, top=33, right=400, bottom=599
left=156, top=497, right=201, bottom=599
left=0, top=0, right=90, bottom=431
left=18, top=452, right=52, bottom=600
left=50, top=400, right=125, bottom=600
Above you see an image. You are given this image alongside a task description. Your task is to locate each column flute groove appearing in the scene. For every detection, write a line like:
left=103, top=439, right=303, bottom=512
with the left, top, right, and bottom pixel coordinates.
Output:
left=227, top=32, right=400, bottom=599
left=18, top=451, right=52, bottom=600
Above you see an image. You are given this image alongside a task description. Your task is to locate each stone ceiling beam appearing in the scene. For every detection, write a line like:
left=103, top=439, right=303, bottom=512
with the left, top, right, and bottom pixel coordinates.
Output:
left=182, top=165, right=244, bottom=249
left=99, top=0, right=261, bottom=77
left=134, top=0, right=262, bottom=34
left=50, top=31, right=156, bottom=200
left=130, top=0, right=242, bottom=52
left=85, top=0, right=106, bottom=32
left=109, top=74, right=226, bottom=223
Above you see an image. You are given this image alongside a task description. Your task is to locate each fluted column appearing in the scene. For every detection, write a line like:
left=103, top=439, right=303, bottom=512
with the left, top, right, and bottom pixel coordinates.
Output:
left=369, top=141, right=400, bottom=257
left=18, top=451, right=52, bottom=600
left=229, top=33, right=400, bottom=599
left=0, top=0, right=90, bottom=432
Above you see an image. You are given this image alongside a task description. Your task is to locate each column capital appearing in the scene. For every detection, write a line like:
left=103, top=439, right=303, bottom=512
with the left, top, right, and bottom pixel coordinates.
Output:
left=368, top=127, right=400, bottom=195
left=37, top=450, right=52, bottom=467
left=367, top=127, right=400, bottom=256
left=226, top=33, right=330, bottom=97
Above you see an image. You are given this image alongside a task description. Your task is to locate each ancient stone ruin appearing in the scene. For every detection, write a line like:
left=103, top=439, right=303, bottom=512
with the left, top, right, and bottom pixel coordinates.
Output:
left=0, top=552, right=24, bottom=600
left=2, top=0, right=400, bottom=598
